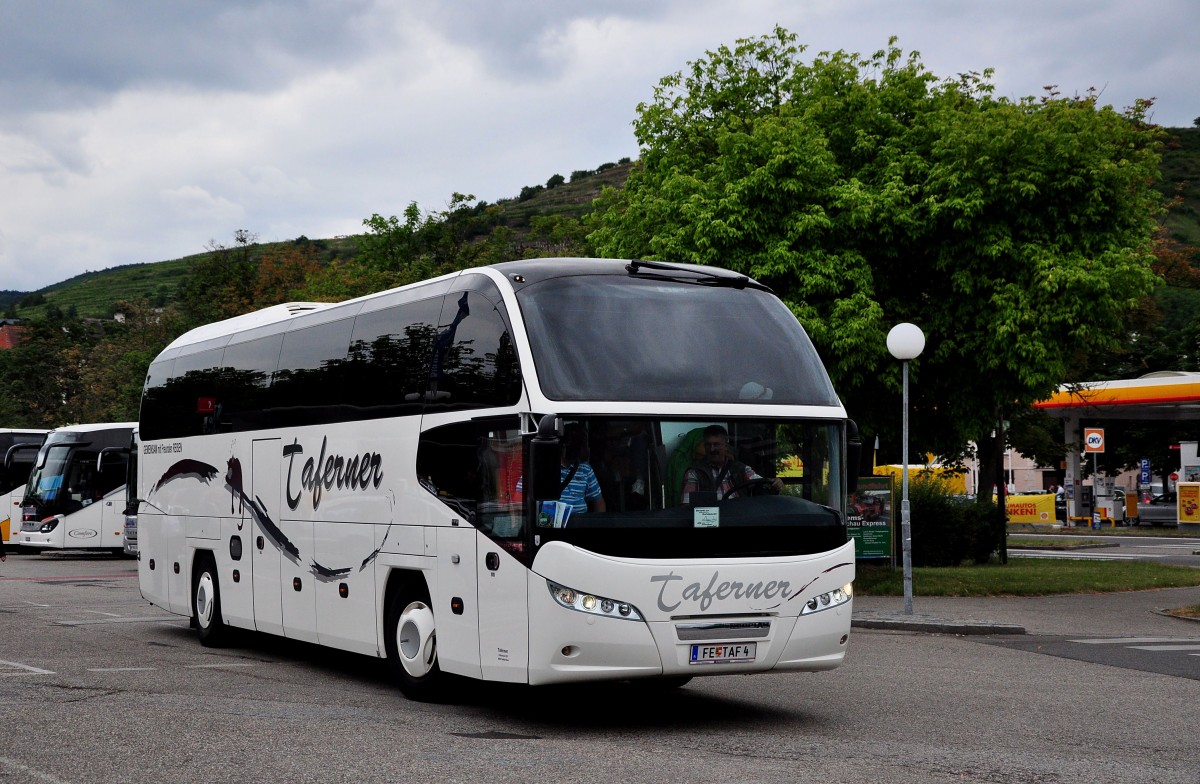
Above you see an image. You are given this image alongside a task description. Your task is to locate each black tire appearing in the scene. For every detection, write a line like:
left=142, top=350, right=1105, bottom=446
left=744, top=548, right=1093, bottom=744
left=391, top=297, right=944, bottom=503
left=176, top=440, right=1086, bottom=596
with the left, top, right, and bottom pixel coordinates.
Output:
left=192, top=555, right=230, bottom=647
left=383, top=578, right=445, bottom=701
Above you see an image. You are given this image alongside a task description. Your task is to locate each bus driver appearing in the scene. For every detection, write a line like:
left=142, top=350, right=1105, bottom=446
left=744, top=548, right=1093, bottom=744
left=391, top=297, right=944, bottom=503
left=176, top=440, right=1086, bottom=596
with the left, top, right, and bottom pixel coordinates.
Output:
left=681, top=425, right=783, bottom=504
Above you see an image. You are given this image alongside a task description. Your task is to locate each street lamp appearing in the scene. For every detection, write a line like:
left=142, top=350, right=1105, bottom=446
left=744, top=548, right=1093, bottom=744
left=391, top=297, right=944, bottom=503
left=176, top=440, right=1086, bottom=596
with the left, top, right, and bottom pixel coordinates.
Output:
left=887, top=322, right=925, bottom=615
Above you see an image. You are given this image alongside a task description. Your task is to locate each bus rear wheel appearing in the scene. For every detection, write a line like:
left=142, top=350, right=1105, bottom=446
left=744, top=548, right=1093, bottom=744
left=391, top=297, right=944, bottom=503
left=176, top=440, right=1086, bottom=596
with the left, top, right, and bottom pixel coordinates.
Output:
left=384, top=583, right=445, bottom=701
left=193, top=556, right=230, bottom=647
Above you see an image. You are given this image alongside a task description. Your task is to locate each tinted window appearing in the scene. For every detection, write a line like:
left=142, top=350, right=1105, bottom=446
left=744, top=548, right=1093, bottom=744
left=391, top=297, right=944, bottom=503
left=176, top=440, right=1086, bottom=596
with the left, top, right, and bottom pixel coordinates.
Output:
left=146, top=348, right=226, bottom=438
left=428, top=287, right=522, bottom=411
left=221, top=335, right=284, bottom=431
left=517, top=276, right=839, bottom=405
left=346, top=297, right=442, bottom=417
left=272, top=319, right=354, bottom=426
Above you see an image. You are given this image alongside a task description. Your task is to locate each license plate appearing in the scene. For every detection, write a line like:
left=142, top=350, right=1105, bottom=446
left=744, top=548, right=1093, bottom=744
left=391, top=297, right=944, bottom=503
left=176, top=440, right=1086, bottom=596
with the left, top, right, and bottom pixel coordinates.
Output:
left=689, top=642, right=756, bottom=664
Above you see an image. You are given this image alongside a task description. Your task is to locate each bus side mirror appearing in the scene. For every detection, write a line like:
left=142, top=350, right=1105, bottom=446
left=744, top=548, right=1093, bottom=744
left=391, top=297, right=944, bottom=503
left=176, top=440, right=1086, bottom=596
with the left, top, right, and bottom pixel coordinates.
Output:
left=846, top=420, right=861, bottom=495
left=529, top=415, right=562, bottom=501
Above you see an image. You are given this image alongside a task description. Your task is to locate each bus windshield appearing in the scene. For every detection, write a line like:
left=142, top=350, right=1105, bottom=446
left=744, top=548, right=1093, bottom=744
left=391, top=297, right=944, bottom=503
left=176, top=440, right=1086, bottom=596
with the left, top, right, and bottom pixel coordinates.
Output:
left=515, top=275, right=840, bottom=406
left=422, top=415, right=848, bottom=562
left=24, top=442, right=125, bottom=517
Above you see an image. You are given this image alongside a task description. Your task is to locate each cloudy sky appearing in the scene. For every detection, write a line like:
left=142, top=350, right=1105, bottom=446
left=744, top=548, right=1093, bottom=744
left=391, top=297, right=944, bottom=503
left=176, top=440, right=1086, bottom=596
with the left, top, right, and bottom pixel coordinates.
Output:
left=1, top=0, right=1196, bottom=293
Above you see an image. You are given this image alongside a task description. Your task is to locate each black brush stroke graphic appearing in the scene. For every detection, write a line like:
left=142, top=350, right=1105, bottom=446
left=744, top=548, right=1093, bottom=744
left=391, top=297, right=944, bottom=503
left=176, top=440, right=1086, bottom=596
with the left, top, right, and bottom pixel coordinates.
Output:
left=152, top=460, right=220, bottom=494
left=787, top=562, right=854, bottom=603
left=154, top=456, right=364, bottom=582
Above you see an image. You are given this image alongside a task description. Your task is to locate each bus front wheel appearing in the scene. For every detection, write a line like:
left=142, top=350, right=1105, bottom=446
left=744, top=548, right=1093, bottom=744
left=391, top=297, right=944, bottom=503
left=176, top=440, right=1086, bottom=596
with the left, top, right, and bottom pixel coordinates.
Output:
left=193, top=556, right=230, bottom=647
left=384, top=583, right=445, bottom=701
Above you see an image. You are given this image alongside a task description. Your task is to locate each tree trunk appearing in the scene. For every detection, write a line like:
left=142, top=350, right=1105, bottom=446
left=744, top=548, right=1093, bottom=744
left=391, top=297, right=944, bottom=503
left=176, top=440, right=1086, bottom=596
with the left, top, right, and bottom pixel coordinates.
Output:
left=976, top=425, right=1009, bottom=564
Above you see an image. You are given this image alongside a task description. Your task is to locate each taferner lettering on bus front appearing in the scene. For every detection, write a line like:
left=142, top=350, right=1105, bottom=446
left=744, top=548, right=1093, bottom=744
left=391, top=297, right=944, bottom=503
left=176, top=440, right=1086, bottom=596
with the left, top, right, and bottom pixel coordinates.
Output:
left=136, top=257, right=858, bottom=700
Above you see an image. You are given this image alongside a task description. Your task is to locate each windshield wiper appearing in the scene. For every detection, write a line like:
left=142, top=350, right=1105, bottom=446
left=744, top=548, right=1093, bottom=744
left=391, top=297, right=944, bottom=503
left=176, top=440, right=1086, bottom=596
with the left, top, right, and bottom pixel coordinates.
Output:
left=625, top=259, right=771, bottom=292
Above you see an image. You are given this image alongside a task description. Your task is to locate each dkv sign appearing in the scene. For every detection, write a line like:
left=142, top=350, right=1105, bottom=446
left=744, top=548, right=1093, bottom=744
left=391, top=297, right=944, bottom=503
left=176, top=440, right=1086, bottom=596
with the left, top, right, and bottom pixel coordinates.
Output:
left=1084, top=428, right=1105, bottom=453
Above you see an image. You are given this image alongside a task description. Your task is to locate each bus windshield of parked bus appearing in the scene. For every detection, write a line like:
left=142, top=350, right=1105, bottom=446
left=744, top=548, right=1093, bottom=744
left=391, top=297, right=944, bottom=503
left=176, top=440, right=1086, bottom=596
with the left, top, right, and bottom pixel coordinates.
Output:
left=24, top=437, right=126, bottom=517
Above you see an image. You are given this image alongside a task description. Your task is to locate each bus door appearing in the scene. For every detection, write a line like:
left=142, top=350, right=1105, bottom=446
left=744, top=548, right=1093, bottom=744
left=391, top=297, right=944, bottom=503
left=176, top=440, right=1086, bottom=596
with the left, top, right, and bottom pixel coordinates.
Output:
left=476, top=530, right=529, bottom=682
left=433, top=523, right=481, bottom=678
left=251, top=439, right=284, bottom=637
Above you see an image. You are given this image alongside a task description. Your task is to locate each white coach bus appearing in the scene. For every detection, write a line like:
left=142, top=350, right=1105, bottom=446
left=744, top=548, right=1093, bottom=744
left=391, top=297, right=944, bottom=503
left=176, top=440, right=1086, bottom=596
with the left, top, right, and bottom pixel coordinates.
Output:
left=17, top=422, right=135, bottom=552
left=136, top=258, right=859, bottom=699
left=2, top=428, right=48, bottom=544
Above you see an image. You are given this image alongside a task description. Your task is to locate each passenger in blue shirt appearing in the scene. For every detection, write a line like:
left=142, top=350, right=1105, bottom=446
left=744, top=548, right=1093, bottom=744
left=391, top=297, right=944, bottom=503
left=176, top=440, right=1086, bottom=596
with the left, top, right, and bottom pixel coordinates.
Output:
left=559, top=424, right=605, bottom=515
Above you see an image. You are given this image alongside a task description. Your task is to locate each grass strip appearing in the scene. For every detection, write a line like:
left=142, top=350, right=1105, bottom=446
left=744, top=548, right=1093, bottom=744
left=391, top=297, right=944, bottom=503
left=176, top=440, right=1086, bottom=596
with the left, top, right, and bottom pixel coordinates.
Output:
left=855, top=557, right=1200, bottom=597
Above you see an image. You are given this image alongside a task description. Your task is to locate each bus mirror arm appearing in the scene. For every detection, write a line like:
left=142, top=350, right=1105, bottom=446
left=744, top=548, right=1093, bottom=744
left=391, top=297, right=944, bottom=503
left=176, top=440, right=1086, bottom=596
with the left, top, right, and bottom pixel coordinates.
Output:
left=529, top=414, right=563, bottom=501
left=846, top=420, right=861, bottom=495
left=96, top=446, right=131, bottom=472
left=3, top=442, right=40, bottom=470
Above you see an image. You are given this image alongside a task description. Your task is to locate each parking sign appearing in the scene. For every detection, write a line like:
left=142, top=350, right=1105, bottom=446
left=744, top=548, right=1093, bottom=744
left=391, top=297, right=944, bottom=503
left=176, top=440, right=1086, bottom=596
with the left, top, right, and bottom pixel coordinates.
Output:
left=1139, top=458, right=1151, bottom=484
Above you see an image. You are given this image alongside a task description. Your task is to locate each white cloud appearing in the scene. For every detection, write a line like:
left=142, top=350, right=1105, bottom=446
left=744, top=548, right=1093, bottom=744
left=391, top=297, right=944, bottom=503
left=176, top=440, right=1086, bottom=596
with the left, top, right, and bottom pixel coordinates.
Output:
left=0, top=0, right=1195, bottom=292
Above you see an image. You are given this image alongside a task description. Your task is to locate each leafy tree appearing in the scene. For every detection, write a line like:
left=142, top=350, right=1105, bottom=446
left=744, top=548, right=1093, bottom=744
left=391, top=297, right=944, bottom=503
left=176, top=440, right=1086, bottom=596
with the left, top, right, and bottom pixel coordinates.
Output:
left=358, top=205, right=425, bottom=273
left=71, top=300, right=188, bottom=423
left=524, top=215, right=590, bottom=257
left=546, top=174, right=565, bottom=188
left=0, top=315, right=103, bottom=426
left=177, top=229, right=259, bottom=324
left=253, top=243, right=323, bottom=305
left=587, top=28, right=1166, bottom=551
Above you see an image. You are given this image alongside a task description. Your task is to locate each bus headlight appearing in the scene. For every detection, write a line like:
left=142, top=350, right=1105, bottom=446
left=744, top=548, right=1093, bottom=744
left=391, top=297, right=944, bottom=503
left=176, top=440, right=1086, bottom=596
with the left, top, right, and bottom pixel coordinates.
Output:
left=801, top=583, right=853, bottom=615
left=39, top=518, right=60, bottom=534
left=547, top=581, right=642, bottom=621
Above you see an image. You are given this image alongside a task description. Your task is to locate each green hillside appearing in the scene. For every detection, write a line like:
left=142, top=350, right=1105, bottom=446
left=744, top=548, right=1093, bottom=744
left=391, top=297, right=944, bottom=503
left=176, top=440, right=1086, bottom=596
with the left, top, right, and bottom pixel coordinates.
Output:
left=1160, top=126, right=1200, bottom=246
left=3, top=162, right=633, bottom=322
left=5, top=125, right=1198, bottom=323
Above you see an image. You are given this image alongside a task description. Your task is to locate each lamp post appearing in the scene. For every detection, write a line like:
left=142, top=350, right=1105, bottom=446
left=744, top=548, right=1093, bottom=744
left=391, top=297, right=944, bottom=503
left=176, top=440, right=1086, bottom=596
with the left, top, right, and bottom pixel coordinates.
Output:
left=887, top=322, right=925, bottom=615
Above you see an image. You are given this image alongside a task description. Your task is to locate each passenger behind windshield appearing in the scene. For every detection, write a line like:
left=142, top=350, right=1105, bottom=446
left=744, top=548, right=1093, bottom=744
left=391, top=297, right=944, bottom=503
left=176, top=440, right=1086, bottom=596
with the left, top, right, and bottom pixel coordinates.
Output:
left=681, top=425, right=782, bottom=504
left=559, top=423, right=606, bottom=515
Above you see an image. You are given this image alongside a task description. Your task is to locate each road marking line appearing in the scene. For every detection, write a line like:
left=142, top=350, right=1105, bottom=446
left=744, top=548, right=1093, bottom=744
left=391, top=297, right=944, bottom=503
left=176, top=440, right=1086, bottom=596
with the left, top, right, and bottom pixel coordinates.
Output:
left=0, top=755, right=76, bottom=784
left=1128, top=644, right=1200, bottom=651
left=0, top=659, right=54, bottom=675
left=1068, top=638, right=1197, bottom=644
left=1017, top=551, right=1165, bottom=560
left=184, top=663, right=257, bottom=669
left=87, top=667, right=157, bottom=672
left=55, top=616, right=183, bottom=626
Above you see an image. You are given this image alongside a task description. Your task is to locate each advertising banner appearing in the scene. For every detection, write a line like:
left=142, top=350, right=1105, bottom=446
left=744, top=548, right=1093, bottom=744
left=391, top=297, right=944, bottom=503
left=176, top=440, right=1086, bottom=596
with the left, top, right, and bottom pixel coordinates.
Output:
left=1005, top=493, right=1056, bottom=524
left=1178, top=482, right=1200, bottom=525
left=848, top=476, right=893, bottom=559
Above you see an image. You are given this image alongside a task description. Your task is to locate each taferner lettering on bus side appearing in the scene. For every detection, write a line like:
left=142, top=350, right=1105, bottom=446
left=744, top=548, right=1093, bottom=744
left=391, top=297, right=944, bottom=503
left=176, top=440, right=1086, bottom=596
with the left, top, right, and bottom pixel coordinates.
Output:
left=284, top=435, right=383, bottom=511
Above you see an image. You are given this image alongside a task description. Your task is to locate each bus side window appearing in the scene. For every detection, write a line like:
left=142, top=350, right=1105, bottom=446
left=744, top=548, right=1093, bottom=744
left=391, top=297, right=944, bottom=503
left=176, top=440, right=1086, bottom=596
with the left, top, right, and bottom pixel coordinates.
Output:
left=416, top=418, right=523, bottom=539
left=428, top=285, right=523, bottom=412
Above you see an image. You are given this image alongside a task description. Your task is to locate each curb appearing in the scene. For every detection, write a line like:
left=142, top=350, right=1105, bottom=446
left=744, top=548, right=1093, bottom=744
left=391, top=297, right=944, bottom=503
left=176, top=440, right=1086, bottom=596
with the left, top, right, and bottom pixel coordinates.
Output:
left=852, top=615, right=1026, bottom=635
left=1152, top=608, right=1200, bottom=624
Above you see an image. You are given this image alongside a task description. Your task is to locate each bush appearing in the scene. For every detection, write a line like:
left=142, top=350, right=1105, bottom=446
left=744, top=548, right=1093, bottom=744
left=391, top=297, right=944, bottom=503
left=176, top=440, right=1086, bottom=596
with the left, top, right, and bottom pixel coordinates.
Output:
left=906, top=473, right=996, bottom=566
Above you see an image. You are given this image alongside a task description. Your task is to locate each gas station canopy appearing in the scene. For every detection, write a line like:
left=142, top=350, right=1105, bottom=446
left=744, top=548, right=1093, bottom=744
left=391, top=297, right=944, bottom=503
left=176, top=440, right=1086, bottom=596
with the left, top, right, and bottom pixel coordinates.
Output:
left=1034, top=371, right=1200, bottom=421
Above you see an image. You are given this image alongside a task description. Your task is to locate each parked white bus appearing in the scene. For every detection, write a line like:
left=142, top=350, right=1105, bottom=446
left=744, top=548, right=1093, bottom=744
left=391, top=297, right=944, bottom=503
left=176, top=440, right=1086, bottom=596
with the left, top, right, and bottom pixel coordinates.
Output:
left=136, top=258, right=858, bottom=699
left=17, top=423, right=135, bottom=552
left=2, top=429, right=48, bottom=545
